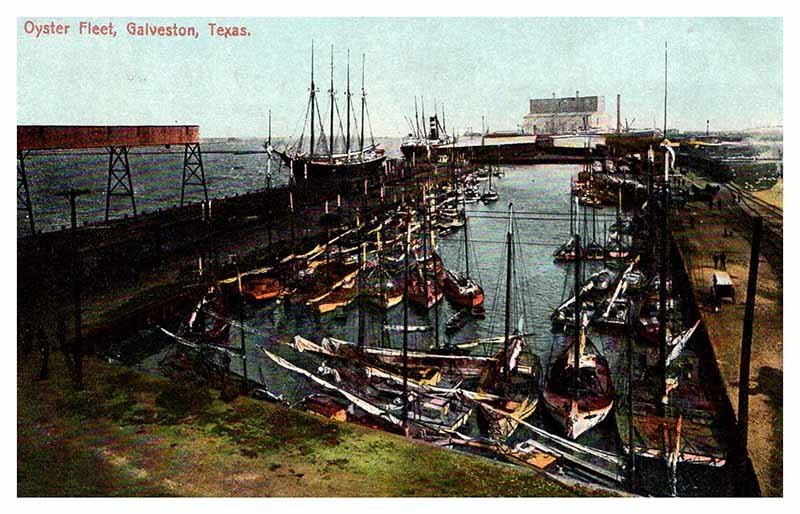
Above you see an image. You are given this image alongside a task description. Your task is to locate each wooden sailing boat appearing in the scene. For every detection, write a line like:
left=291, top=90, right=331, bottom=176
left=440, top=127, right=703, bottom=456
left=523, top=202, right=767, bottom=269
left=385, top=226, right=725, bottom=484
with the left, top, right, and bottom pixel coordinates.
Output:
left=543, top=235, right=615, bottom=440
left=476, top=203, right=540, bottom=441
left=442, top=198, right=485, bottom=310
left=553, top=193, right=578, bottom=263
left=362, top=227, right=404, bottom=309
left=274, top=46, right=386, bottom=181
left=480, top=166, right=499, bottom=203
left=583, top=198, right=605, bottom=261
left=407, top=201, right=443, bottom=310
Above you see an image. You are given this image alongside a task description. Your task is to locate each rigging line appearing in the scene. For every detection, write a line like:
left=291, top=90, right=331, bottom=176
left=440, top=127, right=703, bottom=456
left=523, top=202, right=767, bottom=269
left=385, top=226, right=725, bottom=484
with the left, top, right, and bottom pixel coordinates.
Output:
left=293, top=96, right=313, bottom=154
left=334, top=97, right=347, bottom=155
left=314, top=93, right=329, bottom=155
left=365, top=102, right=376, bottom=147
left=467, top=215, right=618, bottom=223
left=467, top=208, right=620, bottom=216
left=445, top=237, right=564, bottom=248
left=485, top=227, right=508, bottom=341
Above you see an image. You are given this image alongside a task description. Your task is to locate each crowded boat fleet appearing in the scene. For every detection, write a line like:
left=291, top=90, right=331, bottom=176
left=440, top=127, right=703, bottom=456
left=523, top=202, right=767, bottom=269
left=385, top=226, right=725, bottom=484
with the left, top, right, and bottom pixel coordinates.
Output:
left=159, top=149, right=729, bottom=492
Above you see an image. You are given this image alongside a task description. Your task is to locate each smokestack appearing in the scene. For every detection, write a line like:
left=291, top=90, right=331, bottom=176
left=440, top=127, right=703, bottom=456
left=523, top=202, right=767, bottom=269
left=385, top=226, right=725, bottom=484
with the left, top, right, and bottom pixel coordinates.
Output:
left=617, top=94, right=621, bottom=134
left=707, top=120, right=710, bottom=137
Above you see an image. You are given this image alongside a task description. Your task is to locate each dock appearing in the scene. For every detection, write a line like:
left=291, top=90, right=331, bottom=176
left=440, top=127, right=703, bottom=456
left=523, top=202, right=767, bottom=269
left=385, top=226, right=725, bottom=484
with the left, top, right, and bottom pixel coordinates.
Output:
left=671, top=189, right=783, bottom=496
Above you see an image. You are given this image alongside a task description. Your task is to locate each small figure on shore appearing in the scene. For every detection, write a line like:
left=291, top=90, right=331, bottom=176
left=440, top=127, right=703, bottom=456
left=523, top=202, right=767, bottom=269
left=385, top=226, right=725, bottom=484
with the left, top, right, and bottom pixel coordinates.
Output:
left=21, top=321, right=34, bottom=357
left=720, top=252, right=727, bottom=270
left=37, top=327, right=50, bottom=381
left=712, top=294, right=721, bottom=313
left=713, top=252, right=719, bottom=269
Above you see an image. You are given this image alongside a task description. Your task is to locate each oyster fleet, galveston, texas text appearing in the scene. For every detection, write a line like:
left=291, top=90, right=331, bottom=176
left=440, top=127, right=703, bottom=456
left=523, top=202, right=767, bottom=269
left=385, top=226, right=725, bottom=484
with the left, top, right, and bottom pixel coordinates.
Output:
left=21, top=20, right=251, bottom=39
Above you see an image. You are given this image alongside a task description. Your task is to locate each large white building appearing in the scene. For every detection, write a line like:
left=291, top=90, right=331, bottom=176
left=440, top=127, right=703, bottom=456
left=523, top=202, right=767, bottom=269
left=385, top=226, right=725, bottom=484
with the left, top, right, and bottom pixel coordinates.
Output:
left=522, top=93, right=612, bottom=135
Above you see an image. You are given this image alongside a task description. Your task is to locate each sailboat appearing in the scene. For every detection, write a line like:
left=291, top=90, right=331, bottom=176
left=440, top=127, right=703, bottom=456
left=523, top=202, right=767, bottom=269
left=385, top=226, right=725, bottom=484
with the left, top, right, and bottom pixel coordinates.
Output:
left=583, top=200, right=605, bottom=261
left=274, top=46, right=386, bottom=181
left=543, top=235, right=615, bottom=439
left=442, top=201, right=485, bottom=310
left=476, top=203, right=540, bottom=441
left=553, top=193, right=578, bottom=263
left=406, top=201, right=443, bottom=310
left=480, top=166, right=499, bottom=203
left=362, top=228, right=404, bottom=310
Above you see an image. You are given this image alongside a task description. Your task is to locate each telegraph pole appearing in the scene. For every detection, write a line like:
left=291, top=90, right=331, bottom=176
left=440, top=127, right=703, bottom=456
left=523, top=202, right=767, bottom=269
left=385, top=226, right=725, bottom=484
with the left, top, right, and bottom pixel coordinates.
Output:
left=57, top=188, right=90, bottom=390
left=738, top=216, right=763, bottom=455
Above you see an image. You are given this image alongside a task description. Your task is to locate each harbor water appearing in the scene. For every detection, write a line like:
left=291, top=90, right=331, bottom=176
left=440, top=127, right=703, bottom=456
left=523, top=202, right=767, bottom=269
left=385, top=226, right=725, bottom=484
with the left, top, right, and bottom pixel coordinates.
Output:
left=104, top=158, right=731, bottom=496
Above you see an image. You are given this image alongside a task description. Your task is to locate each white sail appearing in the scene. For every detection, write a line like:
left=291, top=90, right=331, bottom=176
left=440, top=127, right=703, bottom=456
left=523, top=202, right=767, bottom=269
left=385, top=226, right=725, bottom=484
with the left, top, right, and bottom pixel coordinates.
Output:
left=261, top=346, right=404, bottom=426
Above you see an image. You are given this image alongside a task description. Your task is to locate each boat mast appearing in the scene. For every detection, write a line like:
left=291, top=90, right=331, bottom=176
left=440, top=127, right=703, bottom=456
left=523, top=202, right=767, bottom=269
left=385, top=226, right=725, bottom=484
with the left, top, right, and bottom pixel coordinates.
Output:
left=360, top=53, right=366, bottom=155
left=414, top=96, right=421, bottom=139
left=463, top=196, right=470, bottom=279
left=266, top=110, right=272, bottom=190
left=442, top=104, right=447, bottom=136
left=345, top=50, right=351, bottom=157
left=402, top=210, right=411, bottom=432
left=503, top=202, right=514, bottom=382
left=573, top=233, right=582, bottom=391
left=627, top=297, right=636, bottom=490
left=663, top=41, right=668, bottom=136
left=357, top=233, right=366, bottom=349
left=658, top=147, right=670, bottom=415
left=429, top=200, right=440, bottom=348
left=421, top=97, right=426, bottom=140
left=310, top=43, right=316, bottom=157
left=569, top=188, right=575, bottom=238
left=329, top=45, right=335, bottom=163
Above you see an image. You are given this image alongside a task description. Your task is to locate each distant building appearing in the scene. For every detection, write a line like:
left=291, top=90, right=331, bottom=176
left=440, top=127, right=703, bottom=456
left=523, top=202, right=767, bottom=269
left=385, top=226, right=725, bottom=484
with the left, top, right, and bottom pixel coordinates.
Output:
left=522, top=93, right=612, bottom=135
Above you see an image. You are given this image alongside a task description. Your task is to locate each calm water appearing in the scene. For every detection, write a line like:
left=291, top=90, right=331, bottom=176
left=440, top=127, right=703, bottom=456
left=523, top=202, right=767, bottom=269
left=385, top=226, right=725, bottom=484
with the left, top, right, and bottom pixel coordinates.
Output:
left=18, top=137, right=404, bottom=234
left=107, top=159, right=729, bottom=495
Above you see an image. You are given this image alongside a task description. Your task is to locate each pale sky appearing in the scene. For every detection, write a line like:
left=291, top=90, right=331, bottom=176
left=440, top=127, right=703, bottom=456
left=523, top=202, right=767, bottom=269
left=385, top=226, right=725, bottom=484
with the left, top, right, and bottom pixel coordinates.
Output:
left=17, top=17, right=782, bottom=138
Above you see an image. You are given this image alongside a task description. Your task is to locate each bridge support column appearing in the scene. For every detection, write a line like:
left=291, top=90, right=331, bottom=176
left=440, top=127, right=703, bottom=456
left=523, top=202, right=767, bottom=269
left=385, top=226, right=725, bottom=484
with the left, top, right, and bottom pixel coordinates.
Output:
left=181, top=143, right=208, bottom=206
left=17, top=151, right=35, bottom=234
left=105, top=146, right=136, bottom=221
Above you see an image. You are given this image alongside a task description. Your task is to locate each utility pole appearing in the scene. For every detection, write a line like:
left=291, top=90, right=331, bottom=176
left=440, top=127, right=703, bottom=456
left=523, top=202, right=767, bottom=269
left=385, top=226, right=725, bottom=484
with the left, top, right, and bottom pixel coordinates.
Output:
left=737, top=216, right=762, bottom=455
left=57, top=188, right=90, bottom=390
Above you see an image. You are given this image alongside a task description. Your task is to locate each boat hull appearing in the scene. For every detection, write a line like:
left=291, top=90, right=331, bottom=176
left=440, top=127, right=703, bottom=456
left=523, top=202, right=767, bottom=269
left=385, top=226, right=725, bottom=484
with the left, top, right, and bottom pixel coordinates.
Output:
left=400, top=143, right=430, bottom=162
left=542, top=393, right=614, bottom=440
left=280, top=152, right=387, bottom=181
left=476, top=396, right=538, bottom=441
left=442, top=271, right=485, bottom=309
left=240, top=276, right=284, bottom=302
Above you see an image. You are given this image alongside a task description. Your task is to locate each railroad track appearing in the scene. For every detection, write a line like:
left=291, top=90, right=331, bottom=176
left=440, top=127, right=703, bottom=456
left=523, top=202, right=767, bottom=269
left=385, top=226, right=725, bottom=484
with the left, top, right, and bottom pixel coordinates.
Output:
left=724, top=182, right=782, bottom=237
